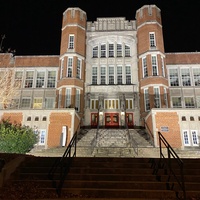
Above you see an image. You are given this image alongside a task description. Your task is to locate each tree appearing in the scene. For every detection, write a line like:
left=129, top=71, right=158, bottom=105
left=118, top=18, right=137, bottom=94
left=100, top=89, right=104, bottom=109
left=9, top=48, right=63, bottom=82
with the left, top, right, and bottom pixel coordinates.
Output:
left=0, top=120, right=38, bottom=154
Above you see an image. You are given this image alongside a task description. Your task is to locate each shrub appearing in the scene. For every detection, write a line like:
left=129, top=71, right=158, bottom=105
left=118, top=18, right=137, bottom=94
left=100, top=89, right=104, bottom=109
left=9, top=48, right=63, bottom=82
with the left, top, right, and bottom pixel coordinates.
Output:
left=0, top=120, right=38, bottom=154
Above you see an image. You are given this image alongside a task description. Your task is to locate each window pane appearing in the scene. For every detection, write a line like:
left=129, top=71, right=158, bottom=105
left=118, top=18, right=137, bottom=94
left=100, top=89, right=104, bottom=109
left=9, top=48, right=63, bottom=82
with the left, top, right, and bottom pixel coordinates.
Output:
left=181, top=68, right=191, bottom=86
left=47, top=71, right=56, bottom=88
left=169, top=69, right=179, bottom=86
left=36, top=71, right=45, bottom=88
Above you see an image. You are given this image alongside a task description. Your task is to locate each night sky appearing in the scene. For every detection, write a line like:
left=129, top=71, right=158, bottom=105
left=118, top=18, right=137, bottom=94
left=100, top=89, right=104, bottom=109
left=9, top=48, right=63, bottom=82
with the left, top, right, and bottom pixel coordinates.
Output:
left=1, top=0, right=200, bottom=55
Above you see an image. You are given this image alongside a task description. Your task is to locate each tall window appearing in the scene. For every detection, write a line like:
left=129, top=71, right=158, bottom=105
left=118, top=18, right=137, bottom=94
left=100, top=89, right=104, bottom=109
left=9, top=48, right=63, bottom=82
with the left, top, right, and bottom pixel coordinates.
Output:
left=25, top=71, right=34, bottom=88
left=152, top=55, right=158, bottom=76
left=149, top=32, right=156, bottom=48
left=154, top=87, right=160, bottom=108
left=45, top=98, right=54, bottom=108
left=92, top=66, right=97, bottom=84
left=39, top=130, right=46, bottom=145
left=15, top=71, right=23, bottom=88
left=142, top=57, right=148, bottom=78
left=47, top=71, right=56, bottom=88
left=76, top=58, right=81, bottom=79
left=67, top=57, right=73, bottom=77
left=144, top=88, right=150, bottom=111
left=193, top=68, right=200, bottom=86
left=169, top=69, right=179, bottom=86
left=65, top=88, right=71, bottom=108
left=126, top=99, right=133, bottom=109
left=109, top=44, right=114, bottom=57
left=161, top=57, right=165, bottom=77
left=100, top=66, right=106, bottom=84
left=91, top=99, right=99, bottom=109
left=105, top=99, right=119, bottom=109
left=117, top=44, right=122, bottom=57
left=183, top=130, right=190, bottom=146
left=191, top=130, right=198, bottom=145
left=93, top=46, right=98, bottom=58
left=117, top=66, right=122, bottom=84
left=125, top=65, right=131, bottom=84
left=75, top=89, right=80, bottom=112
left=60, top=59, right=64, bottom=79
left=36, top=71, right=45, bottom=88
left=185, top=97, right=194, bottom=108
left=172, top=97, right=182, bottom=108
left=68, top=35, right=74, bottom=49
left=125, top=45, right=130, bottom=57
left=101, top=44, right=106, bottom=58
left=109, top=66, right=114, bottom=84
left=164, top=88, right=168, bottom=108
left=181, top=68, right=191, bottom=86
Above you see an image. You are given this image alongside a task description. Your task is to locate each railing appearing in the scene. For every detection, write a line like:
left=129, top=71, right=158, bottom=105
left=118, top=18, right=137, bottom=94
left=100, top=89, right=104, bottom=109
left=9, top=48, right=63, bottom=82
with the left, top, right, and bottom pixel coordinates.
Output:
left=155, top=132, right=186, bottom=200
left=48, top=124, right=80, bottom=197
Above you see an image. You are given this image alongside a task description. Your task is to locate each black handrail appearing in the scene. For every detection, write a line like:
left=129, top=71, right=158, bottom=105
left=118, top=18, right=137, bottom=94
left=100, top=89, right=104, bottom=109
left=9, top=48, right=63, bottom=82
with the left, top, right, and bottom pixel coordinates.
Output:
left=48, top=123, right=80, bottom=196
left=157, top=131, right=186, bottom=200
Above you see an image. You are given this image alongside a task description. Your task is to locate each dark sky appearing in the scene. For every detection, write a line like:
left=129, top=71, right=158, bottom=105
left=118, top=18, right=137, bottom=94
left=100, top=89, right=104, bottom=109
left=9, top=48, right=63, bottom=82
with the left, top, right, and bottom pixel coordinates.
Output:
left=1, top=0, right=200, bottom=55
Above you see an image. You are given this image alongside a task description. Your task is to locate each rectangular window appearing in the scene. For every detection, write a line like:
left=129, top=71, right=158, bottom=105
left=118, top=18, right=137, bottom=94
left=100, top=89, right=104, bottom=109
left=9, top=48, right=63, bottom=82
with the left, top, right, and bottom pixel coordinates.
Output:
left=93, top=46, right=98, bottom=58
left=172, top=97, right=182, bottom=108
left=126, top=99, right=133, bottom=109
left=164, top=88, right=168, bottom=108
left=36, top=71, right=45, bottom=88
left=68, top=35, right=74, bottom=49
left=117, top=44, right=122, bottom=57
left=154, top=87, right=160, bottom=108
left=125, top=65, right=131, bottom=84
left=101, top=44, right=106, bottom=58
left=39, top=129, right=46, bottom=145
left=169, top=69, right=179, bottom=86
left=183, top=130, right=190, bottom=146
left=45, top=98, right=54, bottom=108
left=144, top=88, right=150, bottom=111
left=109, top=66, right=114, bottom=84
left=67, top=57, right=73, bottom=77
left=142, top=57, right=148, bottom=78
left=25, top=71, right=34, bottom=88
left=100, top=66, right=106, bottom=84
left=193, top=68, right=200, bottom=86
left=33, top=98, right=43, bottom=109
left=15, top=71, right=23, bottom=87
left=75, top=89, right=80, bottom=112
left=60, top=59, right=64, bottom=79
left=21, top=98, right=31, bottom=108
left=92, top=67, right=97, bottom=85
left=191, top=130, right=198, bottom=146
left=109, top=44, right=114, bottom=57
left=65, top=88, right=71, bottom=108
left=149, top=32, right=156, bottom=48
left=185, top=97, right=194, bottom=108
left=76, top=58, right=81, bottom=79
left=90, top=99, right=99, bottom=109
left=105, top=99, right=119, bottom=109
left=152, top=55, right=158, bottom=76
left=125, top=45, right=130, bottom=57
left=181, top=68, right=191, bottom=86
left=47, top=71, right=56, bottom=88
left=117, top=66, right=122, bottom=84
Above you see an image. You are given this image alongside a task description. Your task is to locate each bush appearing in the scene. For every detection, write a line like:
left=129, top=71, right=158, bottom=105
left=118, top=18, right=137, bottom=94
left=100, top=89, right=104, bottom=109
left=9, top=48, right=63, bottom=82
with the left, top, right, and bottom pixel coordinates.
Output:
left=0, top=120, right=38, bottom=154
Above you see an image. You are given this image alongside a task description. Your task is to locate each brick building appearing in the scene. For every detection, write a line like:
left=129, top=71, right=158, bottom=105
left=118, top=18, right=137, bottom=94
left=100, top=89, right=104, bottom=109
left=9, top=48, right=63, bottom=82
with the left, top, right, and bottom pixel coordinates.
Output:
left=0, top=5, right=199, bottom=149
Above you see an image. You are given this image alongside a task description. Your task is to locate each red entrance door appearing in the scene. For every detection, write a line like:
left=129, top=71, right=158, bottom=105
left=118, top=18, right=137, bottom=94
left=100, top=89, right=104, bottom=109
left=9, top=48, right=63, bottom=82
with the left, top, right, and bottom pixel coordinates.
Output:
left=105, top=113, right=119, bottom=127
left=91, top=113, right=98, bottom=127
left=126, top=113, right=134, bottom=128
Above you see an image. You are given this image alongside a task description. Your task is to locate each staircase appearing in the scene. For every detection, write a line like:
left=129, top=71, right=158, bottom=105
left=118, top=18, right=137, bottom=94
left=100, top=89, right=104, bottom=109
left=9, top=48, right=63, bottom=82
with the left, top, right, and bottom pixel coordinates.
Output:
left=1, top=156, right=200, bottom=199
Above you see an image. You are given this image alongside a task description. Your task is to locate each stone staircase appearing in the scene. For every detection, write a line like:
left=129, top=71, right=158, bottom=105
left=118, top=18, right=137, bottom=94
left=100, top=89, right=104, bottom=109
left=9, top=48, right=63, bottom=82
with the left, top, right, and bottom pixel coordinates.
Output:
left=1, top=155, right=200, bottom=199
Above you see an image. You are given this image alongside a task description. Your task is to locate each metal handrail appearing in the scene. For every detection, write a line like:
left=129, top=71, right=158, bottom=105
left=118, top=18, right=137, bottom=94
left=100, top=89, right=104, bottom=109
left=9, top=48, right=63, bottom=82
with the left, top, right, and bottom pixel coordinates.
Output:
left=158, top=131, right=186, bottom=200
left=48, top=123, right=80, bottom=196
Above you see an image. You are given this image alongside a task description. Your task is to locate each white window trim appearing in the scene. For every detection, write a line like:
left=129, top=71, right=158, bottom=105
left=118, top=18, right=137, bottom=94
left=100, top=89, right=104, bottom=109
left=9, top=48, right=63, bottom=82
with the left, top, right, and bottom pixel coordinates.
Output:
left=191, top=130, right=199, bottom=146
left=183, top=130, right=190, bottom=146
left=152, top=55, right=158, bottom=76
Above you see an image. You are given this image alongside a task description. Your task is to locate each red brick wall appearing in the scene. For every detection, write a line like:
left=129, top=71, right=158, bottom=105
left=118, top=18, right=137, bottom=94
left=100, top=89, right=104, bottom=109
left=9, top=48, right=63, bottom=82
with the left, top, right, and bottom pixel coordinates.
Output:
left=48, top=112, right=72, bottom=147
left=1, top=112, right=23, bottom=125
left=155, top=112, right=181, bottom=148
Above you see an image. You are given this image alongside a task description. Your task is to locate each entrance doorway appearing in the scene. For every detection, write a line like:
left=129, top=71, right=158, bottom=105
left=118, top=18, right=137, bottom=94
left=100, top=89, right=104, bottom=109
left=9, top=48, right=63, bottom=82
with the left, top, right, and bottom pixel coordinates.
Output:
left=91, top=113, right=98, bottom=127
left=126, top=113, right=134, bottom=128
left=105, top=113, right=119, bottom=128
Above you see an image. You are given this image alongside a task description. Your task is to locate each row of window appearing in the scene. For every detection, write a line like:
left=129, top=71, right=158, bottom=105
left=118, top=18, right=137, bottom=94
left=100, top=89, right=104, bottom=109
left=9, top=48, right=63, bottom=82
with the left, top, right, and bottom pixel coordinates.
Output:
left=91, top=65, right=132, bottom=85
left=172, top=96, right=200, bottom=108
left=92, top=43, right=131, bottom=58
left=90, top=99, right=134, bottom=110
left=181, top=116, right=200, bottom=121
left=169, top=68, right=200, bottom=87
left=142, top=55, right=165, bottom=77
left=27, top=116, right=47, bottom=121
left=11, top=70, right=56, bottom=88
left=60, top=57, right=82, bottom=79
